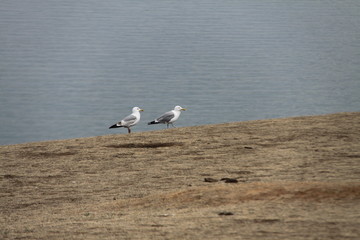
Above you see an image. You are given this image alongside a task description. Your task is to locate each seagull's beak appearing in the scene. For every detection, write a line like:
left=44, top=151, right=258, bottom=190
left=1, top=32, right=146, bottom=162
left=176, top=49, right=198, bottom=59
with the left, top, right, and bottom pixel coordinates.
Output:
left=139, top=109, right=144, bottom=112
left=181, top=108, right=186, bottom=111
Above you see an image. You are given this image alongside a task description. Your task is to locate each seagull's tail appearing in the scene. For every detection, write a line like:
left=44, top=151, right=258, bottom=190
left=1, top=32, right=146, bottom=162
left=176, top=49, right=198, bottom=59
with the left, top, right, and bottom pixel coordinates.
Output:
left=148, top=120, right=159, bottom=125
left=109, top=124, right=122, bottom=129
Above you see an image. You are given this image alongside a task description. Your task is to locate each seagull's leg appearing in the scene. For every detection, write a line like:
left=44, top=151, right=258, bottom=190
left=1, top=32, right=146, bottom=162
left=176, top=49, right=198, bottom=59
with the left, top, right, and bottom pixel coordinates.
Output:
left=127, top=127, right=131, bottom=134
left=166, top=123, right=169, bottom=128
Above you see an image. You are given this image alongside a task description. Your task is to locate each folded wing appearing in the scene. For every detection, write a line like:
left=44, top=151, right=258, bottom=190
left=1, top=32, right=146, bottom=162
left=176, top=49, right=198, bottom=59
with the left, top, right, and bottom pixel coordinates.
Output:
left=156, top=111, right=175, bottom=123
left=121, top=114, right=137, bottom=126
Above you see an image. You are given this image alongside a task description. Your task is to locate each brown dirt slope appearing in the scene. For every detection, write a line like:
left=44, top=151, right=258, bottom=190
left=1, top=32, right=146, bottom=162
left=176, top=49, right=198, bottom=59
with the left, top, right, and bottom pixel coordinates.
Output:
left=1, top=112, right=360, bottom=239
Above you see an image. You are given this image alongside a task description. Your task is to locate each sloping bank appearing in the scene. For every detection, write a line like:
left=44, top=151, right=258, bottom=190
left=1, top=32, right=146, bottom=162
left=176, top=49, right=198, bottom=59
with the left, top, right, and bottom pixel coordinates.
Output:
left=1, top=112, right=360, bottom=239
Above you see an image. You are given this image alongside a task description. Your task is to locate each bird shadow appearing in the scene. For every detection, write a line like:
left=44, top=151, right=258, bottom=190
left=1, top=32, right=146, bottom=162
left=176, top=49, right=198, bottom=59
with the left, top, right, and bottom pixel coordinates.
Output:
left=105, top=142, right=183, bottom=149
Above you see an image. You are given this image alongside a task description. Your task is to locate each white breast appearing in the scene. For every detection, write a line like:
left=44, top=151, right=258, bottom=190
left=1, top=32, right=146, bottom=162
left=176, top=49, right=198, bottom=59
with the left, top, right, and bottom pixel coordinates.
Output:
left=169, top=110, right=181, bottom=123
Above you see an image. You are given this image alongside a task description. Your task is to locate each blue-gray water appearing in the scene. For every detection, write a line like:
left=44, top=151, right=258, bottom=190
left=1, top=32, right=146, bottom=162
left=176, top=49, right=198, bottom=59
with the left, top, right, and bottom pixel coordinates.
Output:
left=1, top=0, right=360, bottom=145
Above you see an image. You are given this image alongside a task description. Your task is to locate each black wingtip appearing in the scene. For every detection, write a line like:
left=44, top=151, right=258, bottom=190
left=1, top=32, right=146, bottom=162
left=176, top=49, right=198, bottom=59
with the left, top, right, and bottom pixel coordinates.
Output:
left=109, top=124, right=121, bottom=129
left=148, top=121, right=157, bottom=125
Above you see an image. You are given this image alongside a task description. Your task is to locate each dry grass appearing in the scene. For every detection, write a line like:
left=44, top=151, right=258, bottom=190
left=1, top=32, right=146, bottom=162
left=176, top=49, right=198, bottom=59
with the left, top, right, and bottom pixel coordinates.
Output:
left=106, top=182, right=360, bottom=213
left=1, top=112, right=360, bottom=239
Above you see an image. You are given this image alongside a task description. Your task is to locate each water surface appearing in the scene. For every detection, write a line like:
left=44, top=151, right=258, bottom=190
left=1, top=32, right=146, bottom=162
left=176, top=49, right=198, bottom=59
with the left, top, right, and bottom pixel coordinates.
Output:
left=1, top=0, right=359, bottom=145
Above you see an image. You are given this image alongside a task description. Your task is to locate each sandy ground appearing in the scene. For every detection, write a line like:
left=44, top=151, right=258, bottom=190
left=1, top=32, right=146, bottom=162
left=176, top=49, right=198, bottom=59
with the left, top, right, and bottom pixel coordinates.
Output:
left=1, top=112, right=360, bottom=239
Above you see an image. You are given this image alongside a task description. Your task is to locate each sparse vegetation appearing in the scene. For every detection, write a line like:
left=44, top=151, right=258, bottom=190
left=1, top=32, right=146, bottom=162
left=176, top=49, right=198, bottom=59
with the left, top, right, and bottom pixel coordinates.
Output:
left=1, top=112, right=360, bottom=239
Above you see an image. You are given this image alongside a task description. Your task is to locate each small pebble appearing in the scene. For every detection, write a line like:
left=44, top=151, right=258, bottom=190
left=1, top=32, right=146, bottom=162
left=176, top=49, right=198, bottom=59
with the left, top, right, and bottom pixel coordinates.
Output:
left=220, top=178, right=238, bottom=183
left=204, top=178, right=218, bottom=182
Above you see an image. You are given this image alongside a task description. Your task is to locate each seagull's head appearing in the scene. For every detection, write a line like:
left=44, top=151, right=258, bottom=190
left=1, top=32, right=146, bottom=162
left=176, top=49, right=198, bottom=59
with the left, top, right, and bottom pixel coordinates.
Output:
left=174, top=106, right=186, bottom=111
left=133, top=107, right=144, bottom=112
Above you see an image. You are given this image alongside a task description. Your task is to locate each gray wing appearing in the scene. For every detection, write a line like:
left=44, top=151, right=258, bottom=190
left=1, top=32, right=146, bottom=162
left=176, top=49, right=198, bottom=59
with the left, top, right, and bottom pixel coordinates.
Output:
left=156, top=111, right=174, bottom=123
left=123, top=114, right=136, bottom=122
left=121, top=114, right=137, bottom=125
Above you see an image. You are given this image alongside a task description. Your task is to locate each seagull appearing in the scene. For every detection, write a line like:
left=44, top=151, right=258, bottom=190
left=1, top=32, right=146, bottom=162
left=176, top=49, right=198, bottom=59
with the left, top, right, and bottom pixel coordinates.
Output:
left=109, top=107, right=144, bottom=133
left=148, top=106, right=186, bottom=128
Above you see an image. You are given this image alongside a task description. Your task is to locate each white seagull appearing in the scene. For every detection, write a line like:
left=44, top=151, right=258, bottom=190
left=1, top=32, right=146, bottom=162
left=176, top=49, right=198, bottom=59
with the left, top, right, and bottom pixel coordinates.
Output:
left=109, top=107, right=144, bottom=133
left=148, top=106, right=186, bottom=128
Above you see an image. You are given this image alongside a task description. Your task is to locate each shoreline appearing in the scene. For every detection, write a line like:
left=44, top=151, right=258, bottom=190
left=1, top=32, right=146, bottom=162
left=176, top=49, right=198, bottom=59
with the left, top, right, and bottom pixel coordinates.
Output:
left=2, top=111, right=358, bottom=147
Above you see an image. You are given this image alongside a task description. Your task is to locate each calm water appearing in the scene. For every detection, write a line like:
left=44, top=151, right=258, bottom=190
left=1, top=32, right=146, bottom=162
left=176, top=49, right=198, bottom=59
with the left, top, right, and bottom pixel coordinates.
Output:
left=1, top=0, right=360, bottom=145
